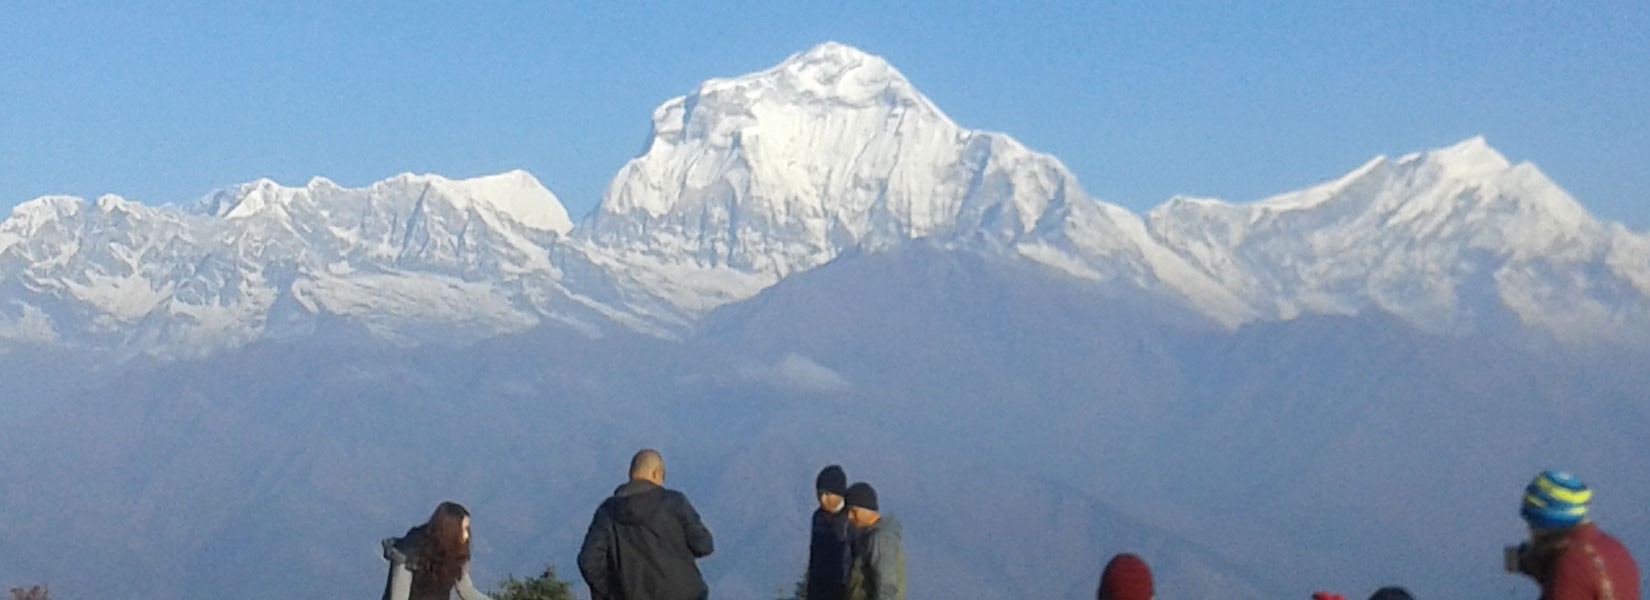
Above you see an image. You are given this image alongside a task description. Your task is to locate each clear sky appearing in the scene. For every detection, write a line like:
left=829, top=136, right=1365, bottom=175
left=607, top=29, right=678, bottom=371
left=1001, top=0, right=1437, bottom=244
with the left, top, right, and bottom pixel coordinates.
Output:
left=3, top=2, right=1647, bottom=228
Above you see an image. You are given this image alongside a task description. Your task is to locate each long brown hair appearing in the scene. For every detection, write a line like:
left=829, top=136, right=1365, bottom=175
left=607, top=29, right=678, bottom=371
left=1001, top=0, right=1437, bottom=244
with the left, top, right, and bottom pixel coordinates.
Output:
left=412, top=501, right=472, bottom=593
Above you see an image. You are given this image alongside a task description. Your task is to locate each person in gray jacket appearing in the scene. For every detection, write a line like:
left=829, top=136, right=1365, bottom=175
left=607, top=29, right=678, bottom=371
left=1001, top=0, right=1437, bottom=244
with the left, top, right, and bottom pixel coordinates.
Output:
left=844, top=482, right=904, bottom=600
left=382, top=501, right=494, bottom=600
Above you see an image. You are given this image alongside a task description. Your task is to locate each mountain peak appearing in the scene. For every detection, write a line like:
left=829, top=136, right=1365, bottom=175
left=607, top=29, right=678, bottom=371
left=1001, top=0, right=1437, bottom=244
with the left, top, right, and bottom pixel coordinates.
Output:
left=93, top=194, right=139, bottom=213
left=604, top=44, right=952, bottom=223
left=772, top=41, right=899, bottom=84
left=768, top=42, right=912, bottom=106
left=1406, top=135, right=1512, bottom=179
left=789, top=41, right=876, bottom=64
left=1393, top=137, right=1592, bottom=233
left=2, top=195, right=85, bottom=239
left=193, top=171, right=571, bottom=234
left=629, top=43, right=941, bottom=161
left=8, top=194, right=84, bottom=219
left=428, top=169, right=572, bottom=234
left=589, top=42, right=1075, bottom=279
left=675, top=41, right=927, bottom=120
left=197, top=178, right=287, bottom=219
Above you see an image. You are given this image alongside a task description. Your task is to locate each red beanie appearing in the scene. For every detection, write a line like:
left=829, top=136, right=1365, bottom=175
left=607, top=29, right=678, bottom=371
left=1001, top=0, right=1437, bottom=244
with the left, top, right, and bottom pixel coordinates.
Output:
left=1099, top=553, right=1153, bottom=600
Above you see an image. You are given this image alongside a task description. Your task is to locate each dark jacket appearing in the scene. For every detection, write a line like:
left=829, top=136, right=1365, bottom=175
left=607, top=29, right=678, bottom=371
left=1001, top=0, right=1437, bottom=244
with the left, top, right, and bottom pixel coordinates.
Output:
left=846, top=517, right=905, bottom=600
left=1539, top=522, right=1640, bottom=600
left=807, top=508, right=853, bottom=600
left=578, top=480, right=715, bottom=600
left=381, top=526, right=492, bottom=600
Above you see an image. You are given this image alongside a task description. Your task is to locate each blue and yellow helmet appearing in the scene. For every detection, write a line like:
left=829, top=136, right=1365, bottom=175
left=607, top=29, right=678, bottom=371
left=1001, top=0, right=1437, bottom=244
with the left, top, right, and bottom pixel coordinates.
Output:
left=1521, top=470, right=1591, bottom=530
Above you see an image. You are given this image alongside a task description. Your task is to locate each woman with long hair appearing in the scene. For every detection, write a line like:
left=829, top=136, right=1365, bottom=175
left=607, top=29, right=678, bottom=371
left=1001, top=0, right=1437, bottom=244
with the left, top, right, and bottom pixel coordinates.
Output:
left=382, top=501, right=494, bottom=600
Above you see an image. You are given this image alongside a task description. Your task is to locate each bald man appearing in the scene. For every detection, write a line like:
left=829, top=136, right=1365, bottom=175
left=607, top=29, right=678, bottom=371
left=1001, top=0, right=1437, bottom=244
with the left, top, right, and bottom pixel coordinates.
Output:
left=578, top=449, right=715, bottom=600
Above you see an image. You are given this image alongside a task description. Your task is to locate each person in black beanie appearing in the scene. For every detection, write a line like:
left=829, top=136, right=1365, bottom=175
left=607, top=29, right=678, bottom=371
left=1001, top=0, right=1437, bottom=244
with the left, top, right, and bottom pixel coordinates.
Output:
left=844, top=482, right=904, bottom=600
left=806, top=465, right=852, bottom=600
left=1366, top=587, right=1413, bottom=600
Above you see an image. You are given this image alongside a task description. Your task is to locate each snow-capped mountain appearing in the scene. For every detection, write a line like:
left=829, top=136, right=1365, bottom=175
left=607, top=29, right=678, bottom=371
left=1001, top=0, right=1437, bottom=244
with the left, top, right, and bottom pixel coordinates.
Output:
left=579, top=41, right=1252, bottom=324
left=2, top=42, right=1648, bottom=356
left=1148, top=136, right=1650, bottom=344
left=0, top=170, right=616, bottom=356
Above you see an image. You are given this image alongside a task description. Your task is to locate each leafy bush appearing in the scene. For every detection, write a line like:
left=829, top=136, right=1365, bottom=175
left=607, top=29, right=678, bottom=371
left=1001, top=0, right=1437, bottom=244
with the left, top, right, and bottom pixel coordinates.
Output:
left=9, top=586, right=48, bottom=600
left=491, top=565, right=575, bottom=600
left=775, top=574, right=806, bottom=600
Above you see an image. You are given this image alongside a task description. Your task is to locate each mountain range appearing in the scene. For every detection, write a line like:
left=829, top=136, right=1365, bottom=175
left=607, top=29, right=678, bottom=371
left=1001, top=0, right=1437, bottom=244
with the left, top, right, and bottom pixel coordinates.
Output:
left=4, top=42, right=1647, bottom=357
left=2, top=42, right=1647, bottom=600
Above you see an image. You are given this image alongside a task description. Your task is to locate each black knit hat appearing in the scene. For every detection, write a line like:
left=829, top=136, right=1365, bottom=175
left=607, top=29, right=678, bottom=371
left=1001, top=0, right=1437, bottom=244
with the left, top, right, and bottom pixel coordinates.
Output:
left=844, top=482, right=878, bottom=511
left=1367, top=588, right=1414, bottom=600
left=816, top=465, right=848, bottom=496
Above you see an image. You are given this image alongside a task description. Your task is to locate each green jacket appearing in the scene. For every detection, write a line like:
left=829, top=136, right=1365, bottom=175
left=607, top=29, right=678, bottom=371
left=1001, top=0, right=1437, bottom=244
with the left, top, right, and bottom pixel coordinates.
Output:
left=846, top=517, right=905, bottom=600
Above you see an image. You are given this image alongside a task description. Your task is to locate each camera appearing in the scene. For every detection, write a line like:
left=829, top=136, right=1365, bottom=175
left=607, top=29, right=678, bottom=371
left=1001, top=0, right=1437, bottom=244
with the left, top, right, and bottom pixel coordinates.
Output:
left=1504, top=543, right=1529, bottom=574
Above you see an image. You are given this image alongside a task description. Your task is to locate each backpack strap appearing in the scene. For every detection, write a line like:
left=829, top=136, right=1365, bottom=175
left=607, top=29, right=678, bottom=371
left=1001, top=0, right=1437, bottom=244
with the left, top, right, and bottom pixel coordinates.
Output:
left=1580, top=541, right=1615, bottom=600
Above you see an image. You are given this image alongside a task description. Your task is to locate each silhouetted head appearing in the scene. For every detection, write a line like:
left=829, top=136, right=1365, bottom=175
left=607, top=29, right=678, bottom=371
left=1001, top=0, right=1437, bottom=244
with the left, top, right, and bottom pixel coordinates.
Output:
left=630, top=448, right=665, bottom=485
left=1098, top=553, right=1153, bottom=600
left=1521, top=470, right=1591, bottom=531
left=816, top=465, right=847, bottom=512
left=1367, top=587, right=1414, bottom=600
left=414, top=501, right=472, bottom=592
left=844, top=482, right=880, bottom=527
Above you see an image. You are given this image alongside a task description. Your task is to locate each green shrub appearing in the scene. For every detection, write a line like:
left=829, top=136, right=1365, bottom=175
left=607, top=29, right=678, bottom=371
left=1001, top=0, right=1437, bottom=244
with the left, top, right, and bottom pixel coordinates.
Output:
left=9, top=586, right=49, bottom=600
left=491, top=565, right=575, bottom=600
left=775, top=574, right=806, bottom=600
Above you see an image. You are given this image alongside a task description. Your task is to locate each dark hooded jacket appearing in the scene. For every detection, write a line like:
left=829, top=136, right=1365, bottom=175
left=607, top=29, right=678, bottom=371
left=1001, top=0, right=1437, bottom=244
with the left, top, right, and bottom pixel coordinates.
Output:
left=807, top=507, right=853, bottom=600
left=578, top=480, right=715, bottom=600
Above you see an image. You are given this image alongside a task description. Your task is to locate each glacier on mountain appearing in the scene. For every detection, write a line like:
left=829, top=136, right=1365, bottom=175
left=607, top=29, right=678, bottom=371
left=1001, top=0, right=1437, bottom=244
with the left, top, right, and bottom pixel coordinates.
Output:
left=1, top=42, right=1648, bottom=356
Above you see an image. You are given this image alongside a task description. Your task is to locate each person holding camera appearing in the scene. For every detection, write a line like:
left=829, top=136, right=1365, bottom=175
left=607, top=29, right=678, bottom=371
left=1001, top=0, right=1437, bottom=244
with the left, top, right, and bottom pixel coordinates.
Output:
left=1505, top=471, right=1639, bottom=600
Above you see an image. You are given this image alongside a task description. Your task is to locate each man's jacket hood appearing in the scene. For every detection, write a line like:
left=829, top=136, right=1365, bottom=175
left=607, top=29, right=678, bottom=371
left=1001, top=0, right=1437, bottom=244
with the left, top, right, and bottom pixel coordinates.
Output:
left=609, top=480, right=666, bottom=525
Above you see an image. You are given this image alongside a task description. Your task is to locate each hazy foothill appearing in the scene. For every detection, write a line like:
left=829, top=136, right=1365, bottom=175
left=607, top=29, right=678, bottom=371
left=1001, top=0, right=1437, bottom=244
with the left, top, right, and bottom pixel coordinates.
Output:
left=2, top=42, right=1648, bottom=599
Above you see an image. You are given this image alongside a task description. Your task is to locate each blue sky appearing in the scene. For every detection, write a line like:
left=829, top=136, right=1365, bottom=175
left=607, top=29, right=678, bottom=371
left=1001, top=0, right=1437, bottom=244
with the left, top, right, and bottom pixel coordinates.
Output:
left=3, top=2, right=1647, bottom=228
